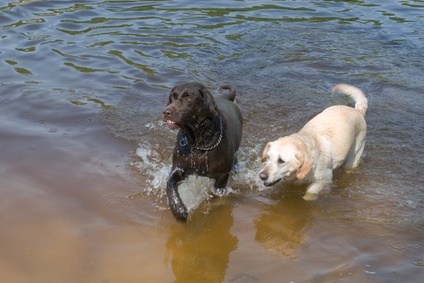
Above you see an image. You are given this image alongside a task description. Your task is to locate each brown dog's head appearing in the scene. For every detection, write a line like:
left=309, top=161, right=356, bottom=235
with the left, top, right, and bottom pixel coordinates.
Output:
left=162, top=83, right=218, bottom=130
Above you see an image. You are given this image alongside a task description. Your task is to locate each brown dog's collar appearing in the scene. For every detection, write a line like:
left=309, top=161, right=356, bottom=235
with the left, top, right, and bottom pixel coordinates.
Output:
left=193, top=116, right=223, bottom=151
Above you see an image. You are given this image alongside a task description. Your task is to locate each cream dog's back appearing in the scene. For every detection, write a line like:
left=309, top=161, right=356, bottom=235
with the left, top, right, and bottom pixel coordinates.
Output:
left=301, top=84, right=367, bottom=169
left=259, top=84, right=368, bottom=200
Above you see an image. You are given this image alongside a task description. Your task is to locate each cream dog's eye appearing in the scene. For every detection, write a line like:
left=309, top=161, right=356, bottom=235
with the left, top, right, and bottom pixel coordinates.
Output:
left=278, top=158, right=285, bottom=164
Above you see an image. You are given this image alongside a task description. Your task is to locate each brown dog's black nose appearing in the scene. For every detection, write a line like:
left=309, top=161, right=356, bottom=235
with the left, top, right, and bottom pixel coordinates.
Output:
left=163, top=107, right=173, bottom=117
left=259, top=171, right=268, bottom=181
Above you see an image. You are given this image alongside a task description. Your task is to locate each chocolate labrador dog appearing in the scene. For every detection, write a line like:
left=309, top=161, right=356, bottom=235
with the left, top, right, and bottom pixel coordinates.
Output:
left=162, top=82, right=243, bottom=221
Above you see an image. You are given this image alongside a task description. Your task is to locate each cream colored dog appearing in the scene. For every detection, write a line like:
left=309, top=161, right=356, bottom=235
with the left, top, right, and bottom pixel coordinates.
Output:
left=259, top=84, right=368, bottom=200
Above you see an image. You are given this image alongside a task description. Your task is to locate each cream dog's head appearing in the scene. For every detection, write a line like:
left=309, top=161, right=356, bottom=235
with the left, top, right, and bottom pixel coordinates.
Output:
left=259, top=137, right=312, bottom=187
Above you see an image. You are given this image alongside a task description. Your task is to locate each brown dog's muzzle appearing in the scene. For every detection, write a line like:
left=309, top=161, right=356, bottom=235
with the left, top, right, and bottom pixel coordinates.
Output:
left=163, top=105, right=179, bottom=129
left=162, top=105, right=173, bottom=118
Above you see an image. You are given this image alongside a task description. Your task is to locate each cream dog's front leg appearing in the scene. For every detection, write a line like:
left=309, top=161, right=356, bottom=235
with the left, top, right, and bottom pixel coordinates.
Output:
left=303, top=168, right=333, bottom=200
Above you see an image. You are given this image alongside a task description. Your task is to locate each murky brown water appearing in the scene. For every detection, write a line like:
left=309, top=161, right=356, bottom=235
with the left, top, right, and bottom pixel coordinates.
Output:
left=1, top=1, right=423, bottom=282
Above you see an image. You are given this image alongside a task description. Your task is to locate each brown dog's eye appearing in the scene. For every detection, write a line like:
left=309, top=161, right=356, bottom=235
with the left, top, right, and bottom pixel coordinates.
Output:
left=278, top=158, right=285, bottom=164
left=182, top=92, right=192, bottom=101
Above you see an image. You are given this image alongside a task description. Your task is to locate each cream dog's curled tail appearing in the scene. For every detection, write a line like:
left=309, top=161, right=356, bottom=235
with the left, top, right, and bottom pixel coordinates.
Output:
left=333, top=84, right=368, bottom=117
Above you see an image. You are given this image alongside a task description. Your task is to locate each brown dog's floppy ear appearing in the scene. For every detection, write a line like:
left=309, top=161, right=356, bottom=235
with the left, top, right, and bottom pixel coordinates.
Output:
left=167, top=86, right=176, bottom=106
left=261, top=142, right=272, bottom=162
left=198, top=85, right=218, bottom=120
left=296, top=153, right=312, bottom=180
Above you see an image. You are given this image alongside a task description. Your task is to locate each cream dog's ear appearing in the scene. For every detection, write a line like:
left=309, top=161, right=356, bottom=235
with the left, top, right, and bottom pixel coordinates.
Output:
left=261, top=142, right=272, bottom=162
left=296, top=153, right=312, bottom=180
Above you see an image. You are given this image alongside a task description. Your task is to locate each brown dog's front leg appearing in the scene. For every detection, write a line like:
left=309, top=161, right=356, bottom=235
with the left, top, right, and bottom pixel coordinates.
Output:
left=166, top=168, right=189, bottom=221
left=213, top=174, right=230, bottom=196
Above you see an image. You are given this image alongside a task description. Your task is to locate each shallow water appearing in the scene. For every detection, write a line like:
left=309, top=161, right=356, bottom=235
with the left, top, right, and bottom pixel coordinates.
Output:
left=1, top=0, right=423, bottom=282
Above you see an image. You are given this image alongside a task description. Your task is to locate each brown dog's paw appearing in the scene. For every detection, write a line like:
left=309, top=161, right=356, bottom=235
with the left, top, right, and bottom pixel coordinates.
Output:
left=167, top=185, right=189, bottom=221
left=212, top=187, right=229, bottom=197
left=169, top=201, right=189, bottom=221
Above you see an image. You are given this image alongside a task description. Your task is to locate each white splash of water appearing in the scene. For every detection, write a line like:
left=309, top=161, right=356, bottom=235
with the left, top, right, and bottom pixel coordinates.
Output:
left=178, top=175, right=213, bottom=211
left=133, top=145, right=169, bottom=194
left=231, top=144, right=269, bottom=191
